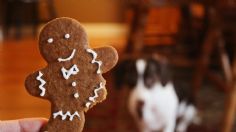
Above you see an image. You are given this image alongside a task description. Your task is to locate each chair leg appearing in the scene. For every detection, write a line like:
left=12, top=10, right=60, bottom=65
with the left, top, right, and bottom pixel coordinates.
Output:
left=221, top=58, right=236, bottom=132
left=48, top=0, right=57, bottom=19
left=217, top=36, right=233, bottom=84
left=15, top=17, right=22, bottom=39
left=4, top=1, right=12, bottom=39
left=205, top=34, right=232, bottom=93
left=32, top=2, right=39, bottom=37
left=13, top=1, right=22, bottom=39
left=125, top=6, right=149, bottom=53
left=192, top=30, right=219, bottom=100
left=0, top=27, right=3, bottom=42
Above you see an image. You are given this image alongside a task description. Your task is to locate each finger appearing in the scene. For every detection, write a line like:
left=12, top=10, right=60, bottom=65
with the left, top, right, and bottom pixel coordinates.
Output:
left=19, top=118, right=48, bottom=132
left=0, top=118, right=47, bottom=132
left=0, top=119, right=21, bottom=132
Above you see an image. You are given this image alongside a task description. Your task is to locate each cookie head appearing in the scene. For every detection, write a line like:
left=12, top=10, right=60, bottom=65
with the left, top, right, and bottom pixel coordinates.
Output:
left=39, top=17, right=88, bottom=62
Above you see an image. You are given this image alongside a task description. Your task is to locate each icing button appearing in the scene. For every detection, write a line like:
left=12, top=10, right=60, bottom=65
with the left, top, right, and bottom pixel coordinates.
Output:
left=86, top=102, right=91, bottom=108
left=47, top=38, right=53, bottom=43
left=72, top=82, right=76, bottom=87
left=65, top=34, right=70, bottom=39
left=74, top=93, right=79, bottom=98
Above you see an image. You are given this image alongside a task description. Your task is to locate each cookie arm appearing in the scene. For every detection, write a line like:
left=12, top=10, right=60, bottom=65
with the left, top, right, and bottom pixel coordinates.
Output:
left=85, top=82, right=107, bottom=112
left=25, top=71, right=48, bottom=99
left=93, top=46, right=118, bottom=73
left=97, top=86, right=107, bottom=102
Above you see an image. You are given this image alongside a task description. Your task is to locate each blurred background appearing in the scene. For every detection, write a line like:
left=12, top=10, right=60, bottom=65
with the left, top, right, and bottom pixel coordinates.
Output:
left=0, top=0, right=236, bottom=131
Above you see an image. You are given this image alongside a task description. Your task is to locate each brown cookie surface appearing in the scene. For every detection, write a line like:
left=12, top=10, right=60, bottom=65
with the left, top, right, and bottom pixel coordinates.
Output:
left=25, top=17, right=118, bottom=132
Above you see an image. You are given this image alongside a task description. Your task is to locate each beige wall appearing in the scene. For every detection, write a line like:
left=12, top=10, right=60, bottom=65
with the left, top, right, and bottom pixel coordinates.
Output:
left=54, top=0, right=125, bottom=22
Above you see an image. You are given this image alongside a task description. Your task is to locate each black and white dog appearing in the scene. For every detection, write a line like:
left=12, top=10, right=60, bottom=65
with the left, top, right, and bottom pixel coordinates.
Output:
left=115, top=56, right=200, bottom=132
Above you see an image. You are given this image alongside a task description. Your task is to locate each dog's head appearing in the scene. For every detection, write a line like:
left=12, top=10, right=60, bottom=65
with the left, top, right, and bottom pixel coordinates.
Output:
left=114, top=55, right=171, bottom=89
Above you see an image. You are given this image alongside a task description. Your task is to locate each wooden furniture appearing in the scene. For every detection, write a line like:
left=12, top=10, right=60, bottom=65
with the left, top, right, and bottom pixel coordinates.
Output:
left=126, top=0, right=180, bottom=53
left=3, top=0, right=56, bottom=39
left=222, top=54, right=236, bottom=132
left=125, top=0, right=208, bottom=64
left=193, top=4, right=236, bottom=132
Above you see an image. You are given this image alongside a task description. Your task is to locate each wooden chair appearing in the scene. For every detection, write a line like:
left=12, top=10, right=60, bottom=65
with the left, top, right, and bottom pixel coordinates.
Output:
left=125, top=0, right=180, bottom=54
left=192, top=2, right=236, bottom=131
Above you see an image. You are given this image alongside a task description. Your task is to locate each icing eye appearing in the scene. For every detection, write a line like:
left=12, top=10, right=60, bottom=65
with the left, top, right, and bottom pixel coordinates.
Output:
left=64, top=34, right=70, bottom=39
left=47, top=38, right=53, bottom=43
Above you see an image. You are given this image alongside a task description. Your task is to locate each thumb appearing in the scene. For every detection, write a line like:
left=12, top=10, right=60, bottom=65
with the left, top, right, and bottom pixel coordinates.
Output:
left=19, top=118, right=48, bottom=132
left=0, top=118, right=47, bottom=132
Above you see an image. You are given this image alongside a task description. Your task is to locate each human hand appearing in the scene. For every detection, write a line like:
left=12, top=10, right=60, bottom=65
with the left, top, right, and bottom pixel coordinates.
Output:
left=0, top=118, right=47, bottom=132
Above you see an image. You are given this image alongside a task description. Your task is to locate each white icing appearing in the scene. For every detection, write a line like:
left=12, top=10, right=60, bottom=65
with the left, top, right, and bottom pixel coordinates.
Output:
left=89, top=82, right=104, bottom=102
left=85, top=102, right=91, bottom=108
left=85, top=82, right=104, bottom=108
left=64, top=33, right=70, bottom=39
left=74, top=93, right=79, bottom=98
left=36, top=71, right=46, bottom=96
left=86, top=49, right=102, bottom=74
left=72, top=82, right=76, bottom=87
left=47, top=38, right=53, bottom=43
left=53, top=110, right=80, bottom=121
left=58, top=49, right=76, bottom=62
left=61, top=64, right=79, bottom=80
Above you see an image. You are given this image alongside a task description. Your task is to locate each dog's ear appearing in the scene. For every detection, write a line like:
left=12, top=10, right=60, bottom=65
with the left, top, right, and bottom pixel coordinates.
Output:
left=144, top=59, right=158, bottom=88
left=159, top=59, right=170, bottom=87
left=113, top=59, right=137, bottom=89
left=113, top=60, right=126, bottom=89
left=152, top=54, right=171, bottom=87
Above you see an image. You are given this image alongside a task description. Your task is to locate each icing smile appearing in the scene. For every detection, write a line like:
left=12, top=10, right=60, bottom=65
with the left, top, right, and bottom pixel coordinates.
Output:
left=58, top=49, right=76, bottom=62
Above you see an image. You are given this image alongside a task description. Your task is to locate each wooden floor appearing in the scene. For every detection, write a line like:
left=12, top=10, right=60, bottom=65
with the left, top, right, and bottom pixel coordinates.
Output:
left=0, top=39, right=50, bottom=119
left=0, top=24, right=127, bottom=120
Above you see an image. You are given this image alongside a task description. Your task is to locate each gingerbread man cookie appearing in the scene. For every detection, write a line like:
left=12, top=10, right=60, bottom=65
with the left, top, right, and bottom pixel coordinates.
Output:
left=25, top=17, right=118, bottom=132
